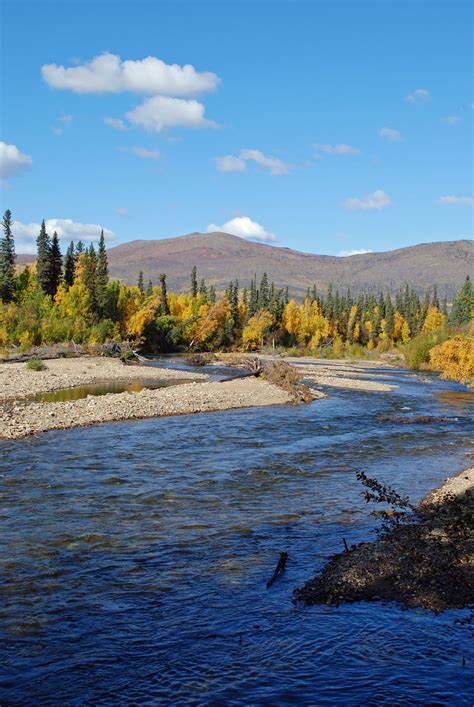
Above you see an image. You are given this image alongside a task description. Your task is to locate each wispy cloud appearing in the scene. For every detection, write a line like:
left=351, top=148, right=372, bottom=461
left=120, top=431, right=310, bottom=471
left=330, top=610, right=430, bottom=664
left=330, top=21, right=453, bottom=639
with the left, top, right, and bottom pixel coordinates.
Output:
left=438, top=195, right=473, bottom=207
left=206, top=216, right=277, bottom=243
left=441, top=115, right=462, bottom=125
left=378, top=127, right=402, bottom=142
left=114, top=208, right=128, bottom=218
left=215, top=155, right=247, bottom=173
left=104, top=117, right=128, bottom=131
left=404, top=88, right=431, bottom=103
left=337, top=249, right=374, bottom=257
left=314, top=143, right=361, bottom=157
left=342, top=189, right=391, bottom=211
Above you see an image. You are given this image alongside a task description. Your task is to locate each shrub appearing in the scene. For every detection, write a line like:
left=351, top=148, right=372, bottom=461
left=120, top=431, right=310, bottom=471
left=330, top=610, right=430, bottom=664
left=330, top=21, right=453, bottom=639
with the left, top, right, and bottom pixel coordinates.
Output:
left=402, top=328, right=449, bottom=370
left=429, top=335, right=474, bottom=386
left=26, top=357, right=47, bottom=371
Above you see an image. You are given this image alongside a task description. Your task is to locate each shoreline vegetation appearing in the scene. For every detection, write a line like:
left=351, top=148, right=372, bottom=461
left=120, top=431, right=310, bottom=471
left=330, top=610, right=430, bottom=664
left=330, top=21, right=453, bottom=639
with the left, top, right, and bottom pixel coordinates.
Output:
left=295, top=467, right=474, bottom=612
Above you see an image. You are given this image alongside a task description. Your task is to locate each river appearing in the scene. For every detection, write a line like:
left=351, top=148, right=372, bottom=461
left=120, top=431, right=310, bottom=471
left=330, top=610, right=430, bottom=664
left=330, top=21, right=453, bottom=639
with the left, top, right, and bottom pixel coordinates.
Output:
left=1, top=362, right=473, bottom=704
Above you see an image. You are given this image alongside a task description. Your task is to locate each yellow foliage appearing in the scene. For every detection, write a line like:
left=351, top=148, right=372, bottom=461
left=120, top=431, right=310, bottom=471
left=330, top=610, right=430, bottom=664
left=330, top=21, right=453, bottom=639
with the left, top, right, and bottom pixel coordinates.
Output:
left=429, top=336, right=474, bottom=386
left=422, top=307, right=446, bottom=334
left=242, top=310, right=273, bottom=349
left=283, top=300, right=300, bottom=339
left=125, top=297, right=160, bottom=339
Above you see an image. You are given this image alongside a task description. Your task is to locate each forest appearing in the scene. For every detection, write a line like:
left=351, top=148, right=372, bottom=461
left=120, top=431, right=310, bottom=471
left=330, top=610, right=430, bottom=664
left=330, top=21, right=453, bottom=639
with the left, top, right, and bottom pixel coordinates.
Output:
left=0, top=210, right=473, bottom=383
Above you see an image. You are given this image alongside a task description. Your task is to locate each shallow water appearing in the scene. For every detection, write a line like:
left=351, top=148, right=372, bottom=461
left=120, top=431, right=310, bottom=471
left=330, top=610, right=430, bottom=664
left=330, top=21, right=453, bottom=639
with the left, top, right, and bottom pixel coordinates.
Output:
left=1, top=366, right=473, bottom=704
left=28, top=378, right=191, bottom=403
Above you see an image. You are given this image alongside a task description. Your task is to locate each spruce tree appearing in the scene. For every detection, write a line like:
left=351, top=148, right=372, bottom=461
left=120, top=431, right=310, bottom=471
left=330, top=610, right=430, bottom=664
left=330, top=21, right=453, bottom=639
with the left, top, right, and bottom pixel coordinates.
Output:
left=49, top=231, right=63, bottom=296
left=191, top=265, right=198, bottom=298
left=64, top=241, right=76, bottom=288
left=0, top=209, right=16, bottom=302
left=258, top=272, right=269, bottom=309
left=450, top=276, right=473, bottom=325
left=209, top=285, right=216, bottom=304
left=159, top=274, right=170, bottom=315
left=76, top=240, right=85, bottom=255
left=96, top=230, right=109, bottom=314
left=146, top=279, right=154, bottom=297
left=36, top=220, right=52, bottom=295
left=199, top=278, right=207, bottom=300
left=137, top=270, right=144, bottom=294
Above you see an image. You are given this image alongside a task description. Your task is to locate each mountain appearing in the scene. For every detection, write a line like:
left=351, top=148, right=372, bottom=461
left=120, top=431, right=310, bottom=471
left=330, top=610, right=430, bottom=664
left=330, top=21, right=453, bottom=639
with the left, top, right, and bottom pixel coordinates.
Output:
left=18, top=232, right=473, bottom=297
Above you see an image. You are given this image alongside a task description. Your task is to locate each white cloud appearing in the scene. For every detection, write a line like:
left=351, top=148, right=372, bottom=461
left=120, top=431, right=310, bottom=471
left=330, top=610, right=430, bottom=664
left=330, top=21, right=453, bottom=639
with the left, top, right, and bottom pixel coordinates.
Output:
left=0, top=142, right=32, bottom=178
left=313, top=143, right=361, bottom=157
left=404, top=88, right=431, bottom=103
left=206, top=216, right=277, bottom=243
left=239, top=148, right=290, bottom=175
left=342, top=189, right=392, bottom=211
left=114, top=208, right=128, bottom=218
left=442, top=115, right=462, bottom=125
left=379, top=127, right=402, bottom=142
left=337, top=249, right=374, bottom=257
left=42, top=52, right=220, bottom=97
left=12, top=219, right=115, bottom=253
left=130, top=147, right=161, bottom=160
left=126, top=95, right=217, bottom=132
left=438, top=195, right=473, bottom=207
left=215, top=155, right=247, bottom=173
left=104, top=116, right=128, bottom=131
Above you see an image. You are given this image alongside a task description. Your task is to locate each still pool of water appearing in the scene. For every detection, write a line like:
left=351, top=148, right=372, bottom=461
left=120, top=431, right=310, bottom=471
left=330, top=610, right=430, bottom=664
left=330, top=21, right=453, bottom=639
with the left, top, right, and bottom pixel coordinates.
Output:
left=28, top=378, right=192, bottom=403
left=1, top=366, right=473, bottom=704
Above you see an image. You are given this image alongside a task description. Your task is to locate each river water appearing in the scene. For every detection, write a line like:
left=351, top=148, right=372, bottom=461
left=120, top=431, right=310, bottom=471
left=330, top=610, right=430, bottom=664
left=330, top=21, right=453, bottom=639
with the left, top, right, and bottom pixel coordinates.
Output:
left=1, top=362, right=473, bottom=704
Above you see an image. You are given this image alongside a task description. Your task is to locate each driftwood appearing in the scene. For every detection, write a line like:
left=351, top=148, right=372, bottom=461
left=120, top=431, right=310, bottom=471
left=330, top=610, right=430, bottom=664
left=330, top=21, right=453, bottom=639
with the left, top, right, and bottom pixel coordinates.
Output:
left=218, top=371, right=261, bottom=383
left=266, top=552, right=288, bottom=588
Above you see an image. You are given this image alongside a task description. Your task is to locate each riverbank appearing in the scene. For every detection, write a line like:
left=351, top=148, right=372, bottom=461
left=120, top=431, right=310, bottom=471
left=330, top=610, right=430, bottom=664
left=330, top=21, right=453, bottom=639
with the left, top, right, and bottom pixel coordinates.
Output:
left=0, top=356, right=207, bottom=400
left=295, top=467, right=474, bottom=612
left=0, top=377, right=294, bottom=439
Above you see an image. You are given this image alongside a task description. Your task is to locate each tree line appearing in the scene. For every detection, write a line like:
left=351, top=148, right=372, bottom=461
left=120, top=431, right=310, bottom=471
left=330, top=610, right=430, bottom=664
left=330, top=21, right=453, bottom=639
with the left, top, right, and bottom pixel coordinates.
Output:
left=0, top=210, right=472, bottom=358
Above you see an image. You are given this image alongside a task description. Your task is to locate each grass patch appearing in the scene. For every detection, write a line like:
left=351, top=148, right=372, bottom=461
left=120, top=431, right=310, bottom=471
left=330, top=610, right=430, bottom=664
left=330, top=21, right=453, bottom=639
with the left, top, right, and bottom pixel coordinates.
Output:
left=26, top=357, right=47, bottom=371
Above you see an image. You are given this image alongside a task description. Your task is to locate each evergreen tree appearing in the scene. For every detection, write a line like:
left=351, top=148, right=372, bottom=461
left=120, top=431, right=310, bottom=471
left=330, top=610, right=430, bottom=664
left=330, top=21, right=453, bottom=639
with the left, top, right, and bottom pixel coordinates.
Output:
left=96, top=230, right=109, bottom=314
left=191, top=265, right=198, bottom=298
left=64, top=241, right=76, bottom=288
left=0, top=209, right=16, bottom=302
left=146, top=279, right=154, bottom=297
left=258, top=272, right=270, bottom=309
left=50, top=231, right=63, bottom=296
left=441, top=295, right=448, bottom=318
left=36, top=220, right=52, bottom=295
left=199, top=278, right=207, bottom=300
left=209, top=285, right=216, bottom=304
left=431, top=285, right=440, bottom=310
left=248, top=276, right=258, bottom=316
left=76, top=240, right=85, bottom=256
left=159, top=273, right=170, bottom=315
left=231, top=279, right=239, bottom=327
left=450, top=276, right=473, bottom=325
left=137, top=270, right=144, bottom=294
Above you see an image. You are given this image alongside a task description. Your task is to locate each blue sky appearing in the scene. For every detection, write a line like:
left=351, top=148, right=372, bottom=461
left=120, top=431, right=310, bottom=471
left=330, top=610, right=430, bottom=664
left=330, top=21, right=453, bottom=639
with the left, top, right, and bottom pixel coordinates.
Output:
left=0, top=0, right=472, bottom=255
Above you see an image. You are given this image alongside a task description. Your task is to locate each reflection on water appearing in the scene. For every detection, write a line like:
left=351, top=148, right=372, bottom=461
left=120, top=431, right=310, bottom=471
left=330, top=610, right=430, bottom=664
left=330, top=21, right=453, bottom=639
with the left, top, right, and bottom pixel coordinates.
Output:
left=1, top=367, right=473, bottom=704
left=435, top=389, right=474, bottom=411
left=29, top=378, right=189, bottom=403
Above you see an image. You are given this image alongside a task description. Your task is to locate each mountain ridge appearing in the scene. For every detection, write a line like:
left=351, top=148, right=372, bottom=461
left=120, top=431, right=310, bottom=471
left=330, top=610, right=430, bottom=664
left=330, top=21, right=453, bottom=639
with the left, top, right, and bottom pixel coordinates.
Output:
left=17, top=232, right=473, bottom=298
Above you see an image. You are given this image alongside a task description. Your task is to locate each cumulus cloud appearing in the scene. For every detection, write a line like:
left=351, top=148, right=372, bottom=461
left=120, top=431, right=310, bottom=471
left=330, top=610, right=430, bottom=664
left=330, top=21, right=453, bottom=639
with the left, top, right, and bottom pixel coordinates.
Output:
left=12, top=219, right=115, bottom=253
left=442, top=115, right=462, bottom=125
left=42, top=52, right=220, bottom=97
left=438, top=195, right=473, bottom=207
left=104, top=116, right=128, bottom=131
left=404, top=88, right=431, bottom=103
left=0, top=142, right=32, bottom=178
left=206, top=216, right=277, bottom=243
left=379, top=127, right=402, bottom=142
left=342, top=189, right=392, bottom=211
left=215, top=155, right=247, bottom=173
left=313, top=143, right=361, bottom=158
left=337, top=249, right=374, bottom=257
left=126, top=96, right=217, bottom=132
left=114, top=207, right=128, bottom=218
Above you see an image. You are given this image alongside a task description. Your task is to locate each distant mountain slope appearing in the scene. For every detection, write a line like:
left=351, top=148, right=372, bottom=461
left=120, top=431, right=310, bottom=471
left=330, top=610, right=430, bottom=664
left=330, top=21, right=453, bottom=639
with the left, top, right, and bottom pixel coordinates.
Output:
left=18, top=232, right=473, bottom=297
